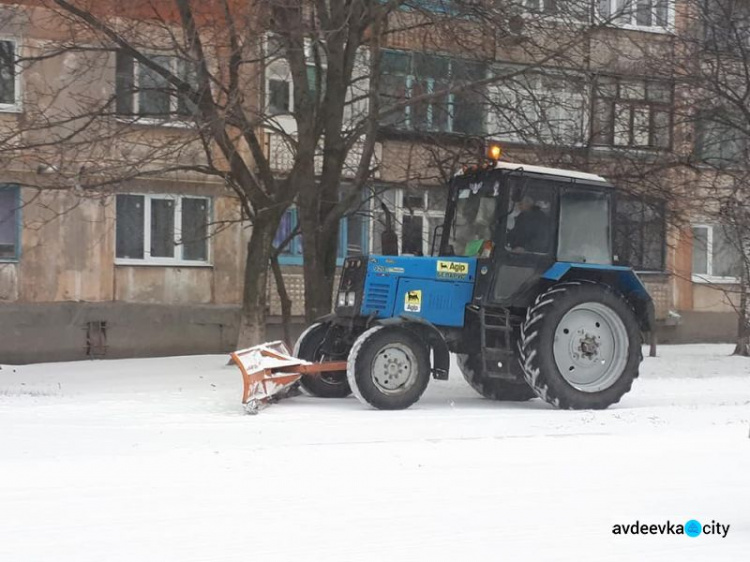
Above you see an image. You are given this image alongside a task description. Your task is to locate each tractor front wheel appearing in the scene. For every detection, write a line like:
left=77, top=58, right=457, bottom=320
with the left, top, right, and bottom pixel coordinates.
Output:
left=457, top=354, right=537, bottom=402
left=347, top=326, right=431, bottom=410
left=294, top=322, right=352, bottom=398
left=518, top=281, right=642, bottom=410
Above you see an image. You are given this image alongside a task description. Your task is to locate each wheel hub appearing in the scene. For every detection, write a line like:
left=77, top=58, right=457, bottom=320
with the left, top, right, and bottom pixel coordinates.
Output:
left=372, top=344, right=417, bottom=394
left=552, top=302, right=629, bottom=393
left=578, top=334, right=600, bottom=359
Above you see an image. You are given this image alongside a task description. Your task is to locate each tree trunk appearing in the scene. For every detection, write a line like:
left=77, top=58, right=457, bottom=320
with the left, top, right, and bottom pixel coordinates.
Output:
left=734, top=274, right=750, bottom=356
left=299, top=205, right=339, bottom=323
left=271, top=253, right=293, bottom=349
left=236, top=214, right=280, bottom=349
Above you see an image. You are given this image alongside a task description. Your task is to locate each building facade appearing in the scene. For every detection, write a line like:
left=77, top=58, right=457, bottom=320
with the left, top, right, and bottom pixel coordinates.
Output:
left=0, top=1, right=745, bottom=363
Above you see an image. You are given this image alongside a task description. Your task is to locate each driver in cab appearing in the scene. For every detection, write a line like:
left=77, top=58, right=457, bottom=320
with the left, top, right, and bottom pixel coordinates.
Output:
left=507, top=195, right=550, bottom=254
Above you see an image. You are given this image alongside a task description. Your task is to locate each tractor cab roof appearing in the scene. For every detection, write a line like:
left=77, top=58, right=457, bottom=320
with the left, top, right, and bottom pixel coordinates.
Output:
left=456, top=161, right=610, bottom=186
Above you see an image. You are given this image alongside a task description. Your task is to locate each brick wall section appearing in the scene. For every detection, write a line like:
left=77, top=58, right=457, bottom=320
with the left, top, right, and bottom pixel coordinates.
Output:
left=642, top=276, right=671, bottom=321
left=266, top=272, right=340, bottom=317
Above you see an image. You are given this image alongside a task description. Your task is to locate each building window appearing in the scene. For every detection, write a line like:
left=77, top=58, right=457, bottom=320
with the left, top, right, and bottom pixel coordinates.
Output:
left=692, top=224, right=742, bottom=281
left=0, top=185, right=19, bottom=261
left=115, top=194, right=210, bottom=264
left=614, top=195, right=666, bottom=271
left=265, top=34, right=326, bottom=116
left=371, top=187, right=446, bottom=256
left=268, top=78, right=290, bottom=114
left=116, top=52, right=197, bottom=120
left=0, top=39, right=19, bottom=111
left=525, top=0, right=590, bottom=20
left=702, top=0, right=750, bottom=52
left=274, top=199, right=369, bottom=265
left=491, top=67, right=587, bottom=145
left=695, top=112, right=747, bottom=166
left=379, top=50, right=486, bottom=135
left=558, top=188, right=611, bottom=264
left=599, top=0, right=671, bottom=31
left=593, top=76, right=672, bottom=149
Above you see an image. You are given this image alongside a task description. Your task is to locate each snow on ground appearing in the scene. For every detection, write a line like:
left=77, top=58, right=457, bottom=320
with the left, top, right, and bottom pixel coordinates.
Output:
left=1, top=345, right=749, bottom=562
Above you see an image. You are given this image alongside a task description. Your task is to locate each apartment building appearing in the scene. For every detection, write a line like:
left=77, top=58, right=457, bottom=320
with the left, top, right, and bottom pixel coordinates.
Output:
left=0, top=0, right=745, bottom=362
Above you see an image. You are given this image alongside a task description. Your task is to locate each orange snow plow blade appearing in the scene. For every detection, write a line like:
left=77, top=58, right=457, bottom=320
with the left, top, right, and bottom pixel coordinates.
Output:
left=230, top=341, right=346, bottom=414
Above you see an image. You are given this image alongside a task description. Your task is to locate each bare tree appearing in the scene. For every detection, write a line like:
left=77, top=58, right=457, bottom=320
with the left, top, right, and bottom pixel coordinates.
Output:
left=665, top=0, right=750, bottom=355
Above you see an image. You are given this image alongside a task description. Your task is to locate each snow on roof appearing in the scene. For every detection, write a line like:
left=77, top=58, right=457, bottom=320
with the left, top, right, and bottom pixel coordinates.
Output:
left=492, top=161, right=608, bottom=183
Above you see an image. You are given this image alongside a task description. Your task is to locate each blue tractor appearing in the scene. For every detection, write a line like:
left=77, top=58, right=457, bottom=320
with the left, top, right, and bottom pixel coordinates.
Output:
left=294, top=161, right=654, bottom=410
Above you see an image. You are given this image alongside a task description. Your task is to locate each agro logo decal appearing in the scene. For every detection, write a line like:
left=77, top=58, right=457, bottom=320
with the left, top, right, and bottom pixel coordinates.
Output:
left=437, top=260, right=469, bottom=279
left=404, top=290, right=422, bottom=313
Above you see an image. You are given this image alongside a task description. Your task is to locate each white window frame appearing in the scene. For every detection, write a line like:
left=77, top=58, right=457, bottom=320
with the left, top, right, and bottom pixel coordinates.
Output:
left=116, top=53, right=194, bottom=127
left=598, top=0, right=675, bottom=34
left=264, top=34, right=327, bottom=117
left=369, top=188, right=445, bottom=256
left=115, top=193, right=212, bottom=267
left=691, top=224, right=740, bottom=284
left=490, top=66, right=588, bottom=146
left=0, top=37, right=22, bottom=113
left=523, top=0, right=591, bottom=24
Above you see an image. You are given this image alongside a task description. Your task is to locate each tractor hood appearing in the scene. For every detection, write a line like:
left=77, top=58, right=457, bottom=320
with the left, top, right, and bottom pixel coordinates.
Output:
left=365, top=254, right=477, bottom=283
left=336, top=254, right=477, bottom=327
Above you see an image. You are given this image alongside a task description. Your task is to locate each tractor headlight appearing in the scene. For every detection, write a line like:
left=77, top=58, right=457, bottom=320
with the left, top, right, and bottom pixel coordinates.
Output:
left=346, top=291, right=356, bottom=307
left=337, top=291, right=347, bottom=307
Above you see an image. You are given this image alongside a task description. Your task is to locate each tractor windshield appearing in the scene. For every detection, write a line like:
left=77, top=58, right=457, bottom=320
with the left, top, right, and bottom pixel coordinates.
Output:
left=444, top=175, right=500, bottom=256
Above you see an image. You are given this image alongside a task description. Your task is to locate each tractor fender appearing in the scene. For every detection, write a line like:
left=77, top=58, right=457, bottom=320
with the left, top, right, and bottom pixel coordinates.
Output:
left=376, top=315, right=450, bottom=380
left=541, top=263, right=655, bottom=332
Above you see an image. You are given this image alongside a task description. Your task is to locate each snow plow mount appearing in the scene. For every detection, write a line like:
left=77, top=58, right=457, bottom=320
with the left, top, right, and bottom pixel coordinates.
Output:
left=230, top=341, right=346, bottom=414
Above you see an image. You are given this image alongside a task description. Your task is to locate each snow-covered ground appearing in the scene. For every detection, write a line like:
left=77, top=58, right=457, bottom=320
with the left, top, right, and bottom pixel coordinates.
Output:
left=1, top=345, right=749, bottom=561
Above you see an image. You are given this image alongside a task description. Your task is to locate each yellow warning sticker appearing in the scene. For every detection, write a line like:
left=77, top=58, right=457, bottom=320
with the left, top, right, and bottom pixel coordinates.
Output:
left=404, top=290, right=422, bottom=313
left=437, top=260, right=469, bottom=279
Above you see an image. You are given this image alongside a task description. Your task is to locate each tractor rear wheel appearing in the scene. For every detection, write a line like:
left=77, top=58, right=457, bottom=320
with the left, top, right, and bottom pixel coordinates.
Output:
left=294, top=322, right=352, bottom=398
left=457, top=354, right=536, bottom=402
left=347, top=326, right=431, bottom=410
left=518, top=281, right=642, bottom=410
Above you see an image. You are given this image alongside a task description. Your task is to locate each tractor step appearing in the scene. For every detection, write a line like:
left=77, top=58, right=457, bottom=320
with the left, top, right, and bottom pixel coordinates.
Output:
left=483, top=347, right=512, bottom=360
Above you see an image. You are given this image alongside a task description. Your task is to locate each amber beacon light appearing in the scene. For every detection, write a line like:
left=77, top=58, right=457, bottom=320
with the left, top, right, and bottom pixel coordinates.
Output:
left=487, top=144, right=502, bottom=161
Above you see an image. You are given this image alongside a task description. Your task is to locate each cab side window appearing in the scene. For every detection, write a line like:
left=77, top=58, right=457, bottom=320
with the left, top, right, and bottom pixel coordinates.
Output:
left=558, top=188, right=612, bottom=264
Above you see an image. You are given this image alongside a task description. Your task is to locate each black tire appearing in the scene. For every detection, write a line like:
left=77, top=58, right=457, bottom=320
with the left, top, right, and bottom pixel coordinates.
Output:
left=347, top=326, right=431, bottom=410
left=518, top=281, right=642, bottom=410
left=457, top=354, right=537, bottom=402
left=294, top=322, right=352, bottom=398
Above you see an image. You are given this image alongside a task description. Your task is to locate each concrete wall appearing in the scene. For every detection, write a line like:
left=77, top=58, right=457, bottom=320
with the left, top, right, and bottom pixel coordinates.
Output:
left=659, top=311, right=738, bottom=344
left=0, top=301, right=304, bottom=364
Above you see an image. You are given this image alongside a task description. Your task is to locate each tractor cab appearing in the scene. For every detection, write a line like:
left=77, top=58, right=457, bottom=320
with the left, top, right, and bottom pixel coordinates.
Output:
left=440, top=162, right=616, bottom=308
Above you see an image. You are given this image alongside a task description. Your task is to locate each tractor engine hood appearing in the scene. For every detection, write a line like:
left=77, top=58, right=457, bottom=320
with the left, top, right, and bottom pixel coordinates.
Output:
left=365, top=254, right=477, bottom=283
left=335, top=254, right=477, bottom=327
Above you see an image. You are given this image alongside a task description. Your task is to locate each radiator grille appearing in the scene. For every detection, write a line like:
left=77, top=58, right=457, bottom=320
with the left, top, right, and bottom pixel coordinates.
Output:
left=364, top=282, right=390, bottom=313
